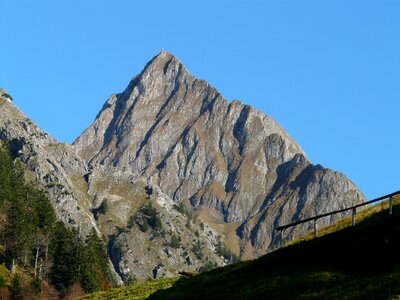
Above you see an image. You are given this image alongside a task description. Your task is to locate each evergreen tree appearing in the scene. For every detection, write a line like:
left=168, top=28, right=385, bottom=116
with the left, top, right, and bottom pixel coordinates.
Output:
left=80, top=229, right=112, bottom=293
left=0, top=143, right=14, bottom=208
left=33, top=189, right=56, bottom=234
left=50, top=222, right=83, bottom=293
left=10, top=274, right=23, bottom=300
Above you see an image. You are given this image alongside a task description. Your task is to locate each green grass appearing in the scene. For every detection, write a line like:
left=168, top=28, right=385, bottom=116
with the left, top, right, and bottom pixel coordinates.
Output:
left=78, top=277, right=180, bottom=300
left=291, top=195, right=400, bottom=244
left=147, top=198, right=400, bottom=300
left=0, top=264, right=12, bottom=285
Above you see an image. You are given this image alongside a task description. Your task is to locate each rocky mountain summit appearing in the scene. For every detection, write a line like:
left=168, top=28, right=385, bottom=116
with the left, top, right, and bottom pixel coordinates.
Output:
left=75, top=51, right=365, bottom=257
left=0, top=50, right=366, bottom=281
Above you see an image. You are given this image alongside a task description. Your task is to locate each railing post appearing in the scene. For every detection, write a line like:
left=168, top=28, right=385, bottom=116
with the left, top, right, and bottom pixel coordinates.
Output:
left=389, top=196, right=393, bottom=215
left=352, top=208, right=356, bottom=226
left=314, top=219, right=318, bottom=238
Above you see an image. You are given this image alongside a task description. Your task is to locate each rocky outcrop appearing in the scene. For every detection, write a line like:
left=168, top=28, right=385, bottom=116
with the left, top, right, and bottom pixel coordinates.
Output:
left=84, top=167, right=225, bottom=281
left=0, top=89, right=12, bottom=102
left=75, top=51, right=365, bottom=257
left=0, top=96, right=94, bottom=235
left=0, top=92, right=225, bottom=281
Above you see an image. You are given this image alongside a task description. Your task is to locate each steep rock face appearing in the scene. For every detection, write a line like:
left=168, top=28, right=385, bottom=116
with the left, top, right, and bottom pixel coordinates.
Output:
left=0, top=92, right=226, bottom=281
left=0, top=96, right=95, bottom=235
left=75, top=52, right=303, bottom=226
left=75, top=51, right=365, bottom=256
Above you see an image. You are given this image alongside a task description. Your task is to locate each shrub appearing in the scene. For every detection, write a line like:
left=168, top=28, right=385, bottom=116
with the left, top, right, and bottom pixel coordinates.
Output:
left=173, top=203, right=186, bottom=214
left=186, top=219, right=191, bottom=229
left=192, top=241, right=203, bottom=260
left=173, top=202, right=193, bottom=219
left=10, top=274, right=23, bottom=300
left=134, top=203, right=162, bottom=232
left=61, top=190, right=72, bottom=196
left=216, top=240, right=240, bottom=264
left=216, top=240, right=229, bottom=259
left=199, top=260, right=218, bottom=272
left=65, top=283, right=85, bottom=299
left=30, top=276, right=42, bottom=295
left=142, top=204, right=162, bottom=231
left=125, top=275, right=137, bottom=285
left=127, top=215, right=135, bottom=229
left=102, top=282, right=112, bottom=291
left=170, top=234, right=181, bottom=249
left=98, top=198, right=109, bottom=215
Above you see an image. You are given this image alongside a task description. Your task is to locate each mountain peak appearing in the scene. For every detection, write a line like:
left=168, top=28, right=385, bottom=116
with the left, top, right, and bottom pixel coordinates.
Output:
left=158, top=49, right=174, bottom=58
left=141, top=50, right=184, bottom=75
left=0, top=88, right=13, bottom=102
left=117, top=50, right=192, bottom=103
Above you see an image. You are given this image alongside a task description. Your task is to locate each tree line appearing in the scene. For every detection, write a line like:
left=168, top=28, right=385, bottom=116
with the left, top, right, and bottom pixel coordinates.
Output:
left=0, top=142, right=113, bottom=298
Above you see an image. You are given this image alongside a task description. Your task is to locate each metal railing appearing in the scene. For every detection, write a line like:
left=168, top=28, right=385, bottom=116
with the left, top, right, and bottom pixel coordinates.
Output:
left=276, top=190, right=400, bottom=240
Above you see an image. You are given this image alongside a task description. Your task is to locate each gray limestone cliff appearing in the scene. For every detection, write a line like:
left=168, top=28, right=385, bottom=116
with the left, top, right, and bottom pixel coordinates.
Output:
left=0, top=95, right=93, bottom=234
left=0, top=91, right=225, bottom=282
left=74, top=51, right=365, bottom=258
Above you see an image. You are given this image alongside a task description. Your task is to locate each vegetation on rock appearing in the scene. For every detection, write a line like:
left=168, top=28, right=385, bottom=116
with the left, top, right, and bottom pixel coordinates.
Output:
left=78, top=277, right=180, bottom=300
left=0, top=142, right=113, bottom=298
left=134, top=203, right=163, bottom=233
left=169, top=234, right=181, bottom=249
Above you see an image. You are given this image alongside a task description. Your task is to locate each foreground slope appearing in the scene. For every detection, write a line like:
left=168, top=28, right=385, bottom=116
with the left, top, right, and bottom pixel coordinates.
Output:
left=149, top=196, right=400, bottom=299
left=75, top=51, right=365, bottom=256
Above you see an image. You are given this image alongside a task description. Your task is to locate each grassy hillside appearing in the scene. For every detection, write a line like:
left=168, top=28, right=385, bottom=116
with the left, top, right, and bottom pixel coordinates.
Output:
left=147, top=196, right=400, bottom=300
left=291, top=194, right=400, bottom=244
left=78, top=277, right=179, bottom=300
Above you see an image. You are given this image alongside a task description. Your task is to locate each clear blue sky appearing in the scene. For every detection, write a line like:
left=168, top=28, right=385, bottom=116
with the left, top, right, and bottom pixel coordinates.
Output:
left=1, top=1, right=399, bottom=200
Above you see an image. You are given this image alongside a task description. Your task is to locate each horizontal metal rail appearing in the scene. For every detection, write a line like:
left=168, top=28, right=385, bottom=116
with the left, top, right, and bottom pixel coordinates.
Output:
left=276, top=190, right=400, bottom=232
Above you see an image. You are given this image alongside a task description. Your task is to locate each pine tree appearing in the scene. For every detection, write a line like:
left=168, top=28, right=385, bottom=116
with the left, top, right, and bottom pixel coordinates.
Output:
left=10, top=274, right=23, bottom=300
left=80, top=229, right=112, bottom=293
left=0, top=143, right=14, bottom=208
left=50, top=222, right=83, bottom=293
